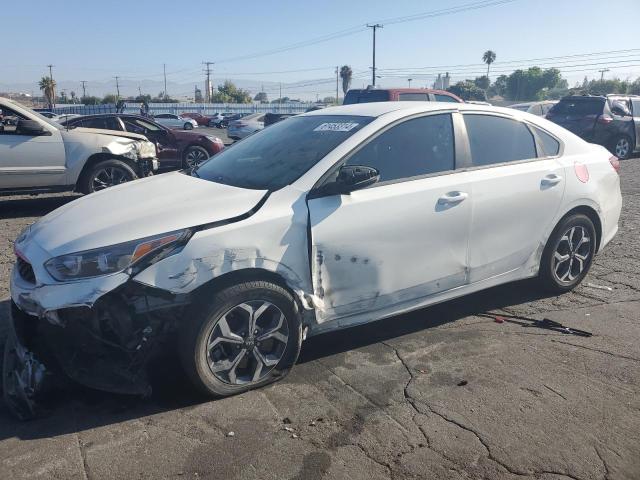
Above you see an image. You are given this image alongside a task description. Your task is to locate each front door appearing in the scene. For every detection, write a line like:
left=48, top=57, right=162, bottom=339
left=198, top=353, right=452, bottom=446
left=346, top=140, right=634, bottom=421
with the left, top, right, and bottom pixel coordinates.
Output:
left=631, top=99, right=640, bottom=151
left=307, top=113, right=471, bottom=322
left=0, top=107, right=66, bottom=189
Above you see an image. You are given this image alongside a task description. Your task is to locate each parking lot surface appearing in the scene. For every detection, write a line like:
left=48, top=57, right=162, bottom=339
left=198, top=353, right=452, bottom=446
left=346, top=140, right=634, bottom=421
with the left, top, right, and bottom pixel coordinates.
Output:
left=0, top=159, right=639, bottom=479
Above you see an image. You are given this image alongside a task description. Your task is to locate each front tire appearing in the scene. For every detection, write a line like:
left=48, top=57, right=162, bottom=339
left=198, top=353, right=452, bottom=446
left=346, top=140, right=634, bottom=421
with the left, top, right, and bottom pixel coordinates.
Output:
left=183, top=146, right=210, bottom=169
left=611, top=134, right=632, bottom=160
left=538, top=213, right=597, bottom=293
left=179, top=281, right=302, bottom=397
left=81, top=159, right=137, bottom=194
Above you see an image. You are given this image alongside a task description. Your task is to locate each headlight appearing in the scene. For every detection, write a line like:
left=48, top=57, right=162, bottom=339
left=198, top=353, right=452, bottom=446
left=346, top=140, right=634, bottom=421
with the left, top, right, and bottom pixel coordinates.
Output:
left=205, top=135, right=222, bottom=143
left=137, top=140, right=157, bottom=158
left=44, top=229, right=192, bottom=281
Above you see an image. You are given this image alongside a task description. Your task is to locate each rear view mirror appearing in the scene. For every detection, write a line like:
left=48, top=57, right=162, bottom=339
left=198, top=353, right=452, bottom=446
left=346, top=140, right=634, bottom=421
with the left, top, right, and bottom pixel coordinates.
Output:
left=16, top=119, right=48, bottom=136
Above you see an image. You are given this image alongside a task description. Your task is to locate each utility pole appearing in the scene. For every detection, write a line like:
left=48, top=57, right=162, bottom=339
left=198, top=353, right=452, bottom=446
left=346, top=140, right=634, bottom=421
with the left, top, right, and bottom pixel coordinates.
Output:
left=279, top=82, right=282, bottom=102
left=47, top=64, right=55, bottom=107
left=598, top=68, right=610, bottom=82
left=138, top=85, right=143, bottom=97
left=80, top=80, right=87, bottom=99
left=335, top=66, right=339, bottom=104
left=366, top=24, right=383, bottom=86
left=203, top=61, right=214, bottom=103
left=163, top=63, right=167, bottom=99
left=114, top=76, right=120, bottom=100
left=408, top=78, right=413, bottom=88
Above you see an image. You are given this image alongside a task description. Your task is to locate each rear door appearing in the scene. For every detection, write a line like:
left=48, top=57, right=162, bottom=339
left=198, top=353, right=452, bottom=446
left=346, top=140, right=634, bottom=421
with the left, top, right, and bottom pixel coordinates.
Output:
left=462, top=113, right=565, bottom=282
left=546, top=98, right=604, bottom=141
left=308, top=113, right=471, bottom=321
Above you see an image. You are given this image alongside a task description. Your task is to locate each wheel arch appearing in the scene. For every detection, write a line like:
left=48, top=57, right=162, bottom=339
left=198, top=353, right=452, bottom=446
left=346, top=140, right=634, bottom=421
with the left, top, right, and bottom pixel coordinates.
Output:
left=75, top=153, right=138, bottom=192
left=555, top=204, right=602, bottom=251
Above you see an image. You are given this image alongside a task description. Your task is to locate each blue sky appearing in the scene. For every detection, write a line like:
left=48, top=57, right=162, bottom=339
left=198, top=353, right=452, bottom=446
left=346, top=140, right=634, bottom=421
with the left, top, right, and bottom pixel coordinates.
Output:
left=2, top=0, right=639, bottom=99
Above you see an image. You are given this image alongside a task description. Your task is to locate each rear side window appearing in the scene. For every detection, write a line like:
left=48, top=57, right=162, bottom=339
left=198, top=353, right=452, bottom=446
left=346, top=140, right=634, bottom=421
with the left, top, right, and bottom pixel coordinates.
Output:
left=434, top=94, right=459, bottom=103
left=532, top=127, right=560, bottom=157
left=464, top=114, right=537, bottom=167
left=81, top=117, right=120, bottom=130
left=345, top=114, right=455, bottom=182
left=549, top=99, right=604, bottom=116
left=398, top=93, right=429, bottom=101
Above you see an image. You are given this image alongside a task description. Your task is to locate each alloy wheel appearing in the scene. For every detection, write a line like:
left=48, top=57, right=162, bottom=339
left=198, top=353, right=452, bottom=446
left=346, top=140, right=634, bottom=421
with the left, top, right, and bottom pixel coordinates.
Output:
left=615, top=137, right=630, bottom=158
left=185, top=148, right=209, bottom=168
left=206, top=301, right=289, bottom=385
left=92, top=167, right=132, bottom=191
left=552, top=226, right=591, bottom=284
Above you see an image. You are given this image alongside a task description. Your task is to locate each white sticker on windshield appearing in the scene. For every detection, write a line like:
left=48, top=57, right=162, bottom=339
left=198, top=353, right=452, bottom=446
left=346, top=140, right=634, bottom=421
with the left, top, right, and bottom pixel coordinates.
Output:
left=314, top=122, right=359, bottom=132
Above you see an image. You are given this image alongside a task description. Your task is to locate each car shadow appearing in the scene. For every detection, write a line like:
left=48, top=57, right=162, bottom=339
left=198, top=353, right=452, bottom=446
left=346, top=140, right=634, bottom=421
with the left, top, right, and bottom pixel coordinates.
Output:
left=0, top=278, right=549, bottom=440
left=0, top=194, right=80, bottom=219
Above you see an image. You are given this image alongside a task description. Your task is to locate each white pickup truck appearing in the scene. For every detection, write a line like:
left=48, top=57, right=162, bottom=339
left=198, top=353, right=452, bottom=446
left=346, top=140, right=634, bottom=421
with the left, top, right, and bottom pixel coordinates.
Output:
left=0, top=97, right=158, bottom=196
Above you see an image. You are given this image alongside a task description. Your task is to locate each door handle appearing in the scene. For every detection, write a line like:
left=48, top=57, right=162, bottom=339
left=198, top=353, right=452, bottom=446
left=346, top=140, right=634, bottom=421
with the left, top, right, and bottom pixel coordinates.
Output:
left=541, top=173, right=563, bottom=187
left=438, top=191, right=468, bottom=205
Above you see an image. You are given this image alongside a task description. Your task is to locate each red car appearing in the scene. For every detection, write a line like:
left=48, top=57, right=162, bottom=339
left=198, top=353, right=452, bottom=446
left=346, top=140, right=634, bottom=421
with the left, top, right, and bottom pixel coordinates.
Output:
left=180, top=112, right=211, bottom=126
left=63, top=114, right=224, bottom=169
left=343, top=88, right=463, bottom=104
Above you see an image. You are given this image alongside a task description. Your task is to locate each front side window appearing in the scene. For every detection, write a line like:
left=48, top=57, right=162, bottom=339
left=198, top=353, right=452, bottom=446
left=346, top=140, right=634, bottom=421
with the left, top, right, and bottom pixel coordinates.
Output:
left=193, top=115, right=374, bottom=190
left=549, top=99, right=604, bottom=116
left=464, top=114, right=537, bottom=167
left=344, top=114, right=455, bottom=183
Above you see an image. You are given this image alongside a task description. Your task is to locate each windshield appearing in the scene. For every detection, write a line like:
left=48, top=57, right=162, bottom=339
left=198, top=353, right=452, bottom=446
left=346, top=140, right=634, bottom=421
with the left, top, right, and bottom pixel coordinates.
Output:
left=193, top=114, right=374, bottom=190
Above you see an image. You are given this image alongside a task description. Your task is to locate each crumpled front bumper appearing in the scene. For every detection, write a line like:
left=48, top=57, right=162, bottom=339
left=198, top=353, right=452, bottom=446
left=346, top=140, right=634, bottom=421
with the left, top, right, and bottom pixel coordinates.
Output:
left=6, top=255, right=189, bottom=419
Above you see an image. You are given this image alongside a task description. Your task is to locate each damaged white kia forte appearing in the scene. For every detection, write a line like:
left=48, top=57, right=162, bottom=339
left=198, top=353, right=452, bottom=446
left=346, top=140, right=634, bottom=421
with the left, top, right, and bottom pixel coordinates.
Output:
left=5, top=102, right=622, bottom=418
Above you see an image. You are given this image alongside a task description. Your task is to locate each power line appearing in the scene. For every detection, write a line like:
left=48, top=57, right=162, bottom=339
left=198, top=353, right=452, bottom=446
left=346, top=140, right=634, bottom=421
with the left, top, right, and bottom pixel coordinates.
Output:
left=214, top=0, right=519, bottom=64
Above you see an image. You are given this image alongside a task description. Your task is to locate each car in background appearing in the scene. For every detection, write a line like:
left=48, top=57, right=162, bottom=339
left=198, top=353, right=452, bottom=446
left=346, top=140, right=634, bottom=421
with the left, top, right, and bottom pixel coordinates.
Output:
left=546, top=95, right=640, bottom=159
left=509, top=101, right=557, bottom=117
left=62, top=114, right=224, bottom=169
left=38, top=111, right=60, bottom=119
left=227, top=113, right=265, bottom=140
left=0, top=97, right=157, bottom=196
left=343, top=87, right=463, bottom=105
left=264, top=112, right=297, bottom=127
left=212, top=112, right=239, bottom=128
left=466, top=100, right=492, bottom=106
left=181, top=112, right=211, bottom=126
left=56, top=113, right=83, bottom=124
left=153, top=113, right=198, bottom=130
left=5, top=102, right=622, bottom=418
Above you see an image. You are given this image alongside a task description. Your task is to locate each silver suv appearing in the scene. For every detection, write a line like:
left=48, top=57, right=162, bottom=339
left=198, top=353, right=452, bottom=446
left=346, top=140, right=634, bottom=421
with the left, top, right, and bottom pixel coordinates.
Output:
left=0, top=97, right=158, bottom=196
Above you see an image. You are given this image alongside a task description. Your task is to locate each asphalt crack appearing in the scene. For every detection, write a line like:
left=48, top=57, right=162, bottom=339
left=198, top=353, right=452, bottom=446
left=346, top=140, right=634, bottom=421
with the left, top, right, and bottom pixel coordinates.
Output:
left=551, top=339, right=640, bottom=363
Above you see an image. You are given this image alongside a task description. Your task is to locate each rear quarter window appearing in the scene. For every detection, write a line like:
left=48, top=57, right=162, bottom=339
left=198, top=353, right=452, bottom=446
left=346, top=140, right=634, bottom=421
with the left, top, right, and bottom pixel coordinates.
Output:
left=532, top=127, right=560, bottom=157
left=398, top=93, right=430, bottom=101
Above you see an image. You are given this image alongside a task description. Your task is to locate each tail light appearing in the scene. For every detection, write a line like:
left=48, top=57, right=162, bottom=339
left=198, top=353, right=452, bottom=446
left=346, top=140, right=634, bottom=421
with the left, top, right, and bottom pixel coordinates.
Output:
left=597, top=114, right=613, bottom=124
left=609, top=155, right=620, bottom=174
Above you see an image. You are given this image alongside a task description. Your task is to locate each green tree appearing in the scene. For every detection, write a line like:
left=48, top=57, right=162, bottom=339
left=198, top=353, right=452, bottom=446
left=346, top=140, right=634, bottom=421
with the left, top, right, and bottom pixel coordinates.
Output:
left=38, top=76, right=56, bottom=109
left=322, top=96, right=336, bottom=104
left=101, top=94, right=118, bottom=104
left=340, top=65, right=353, bottom=95
left=488, top=74, right=508, bottom=97
left=629, top=78, right=640, bottom=95
left=211, top=81, right=252, bottom=103
left=482, top=50, right=496, bottom=78
left=254, top=91, right=269, bottom=103
left=504, top=67, right=565, bottom=100
left=474, top=76, right=490, bottom=90
left=447, top=81, right=486, bottom=101
left=81, top=95, right=100, bottom=105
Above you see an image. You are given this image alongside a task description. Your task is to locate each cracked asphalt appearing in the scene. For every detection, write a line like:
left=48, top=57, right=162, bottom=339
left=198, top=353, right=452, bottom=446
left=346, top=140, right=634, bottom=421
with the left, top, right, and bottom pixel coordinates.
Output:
left=0, top=158, right=639, bottom=479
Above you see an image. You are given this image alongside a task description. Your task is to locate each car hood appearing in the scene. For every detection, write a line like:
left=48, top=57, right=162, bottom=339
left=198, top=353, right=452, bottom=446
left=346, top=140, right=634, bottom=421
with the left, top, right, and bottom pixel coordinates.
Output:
left=63, top=126, right=148, bottom=142
left=29, top=172, right=268, bottom=256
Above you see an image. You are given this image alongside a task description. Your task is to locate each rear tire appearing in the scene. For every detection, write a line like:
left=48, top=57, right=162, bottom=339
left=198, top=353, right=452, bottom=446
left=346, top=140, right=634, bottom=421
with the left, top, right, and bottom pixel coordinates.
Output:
left=80, top=159, right=137, bottom=194
left=179, top=281, right=302, bottom=397
left=184, top=122, right=194, bottom=130
left=611, top=134, right=632, bottom=160
left=538, top=213, right=597, bottom=293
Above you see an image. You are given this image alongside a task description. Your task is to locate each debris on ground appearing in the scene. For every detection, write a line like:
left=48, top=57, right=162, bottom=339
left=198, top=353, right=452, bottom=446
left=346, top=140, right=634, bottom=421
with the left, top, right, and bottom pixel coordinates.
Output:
left=282, top=417, right=292, bottom=424
left=457, top=380, right=468, bottom=387
left=482, top=313, right=592, bottom=337
left=585, top=282, right=614, bottom=291
left=226, top=431, right=235, bottom=437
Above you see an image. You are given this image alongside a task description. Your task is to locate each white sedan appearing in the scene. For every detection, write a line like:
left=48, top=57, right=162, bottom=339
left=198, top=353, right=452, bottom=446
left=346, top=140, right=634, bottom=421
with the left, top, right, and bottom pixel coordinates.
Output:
left=153, top=113, right=198, bottom=130
left=6, top=102, right=622, bottom=417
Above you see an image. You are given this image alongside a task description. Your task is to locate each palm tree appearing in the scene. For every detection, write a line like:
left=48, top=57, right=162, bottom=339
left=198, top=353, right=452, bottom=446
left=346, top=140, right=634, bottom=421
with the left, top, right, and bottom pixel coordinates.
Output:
left=482, top=50, right=497, bottom=78
left=38, top=76, right=56, bottom=109
left=340, top=65, right=353, bottom=96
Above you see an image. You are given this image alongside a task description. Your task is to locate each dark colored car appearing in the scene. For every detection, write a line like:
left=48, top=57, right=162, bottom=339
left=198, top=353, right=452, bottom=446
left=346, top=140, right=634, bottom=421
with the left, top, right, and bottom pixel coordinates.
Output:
left=63, top=114, right=224, bottom=169
left=180, top=112, right=211, bottom=126
left=264, top=112, right=297, bottom=127
left=343, top=88, right=463, bottom=105
left=546, top=95, right=640, bottom=159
